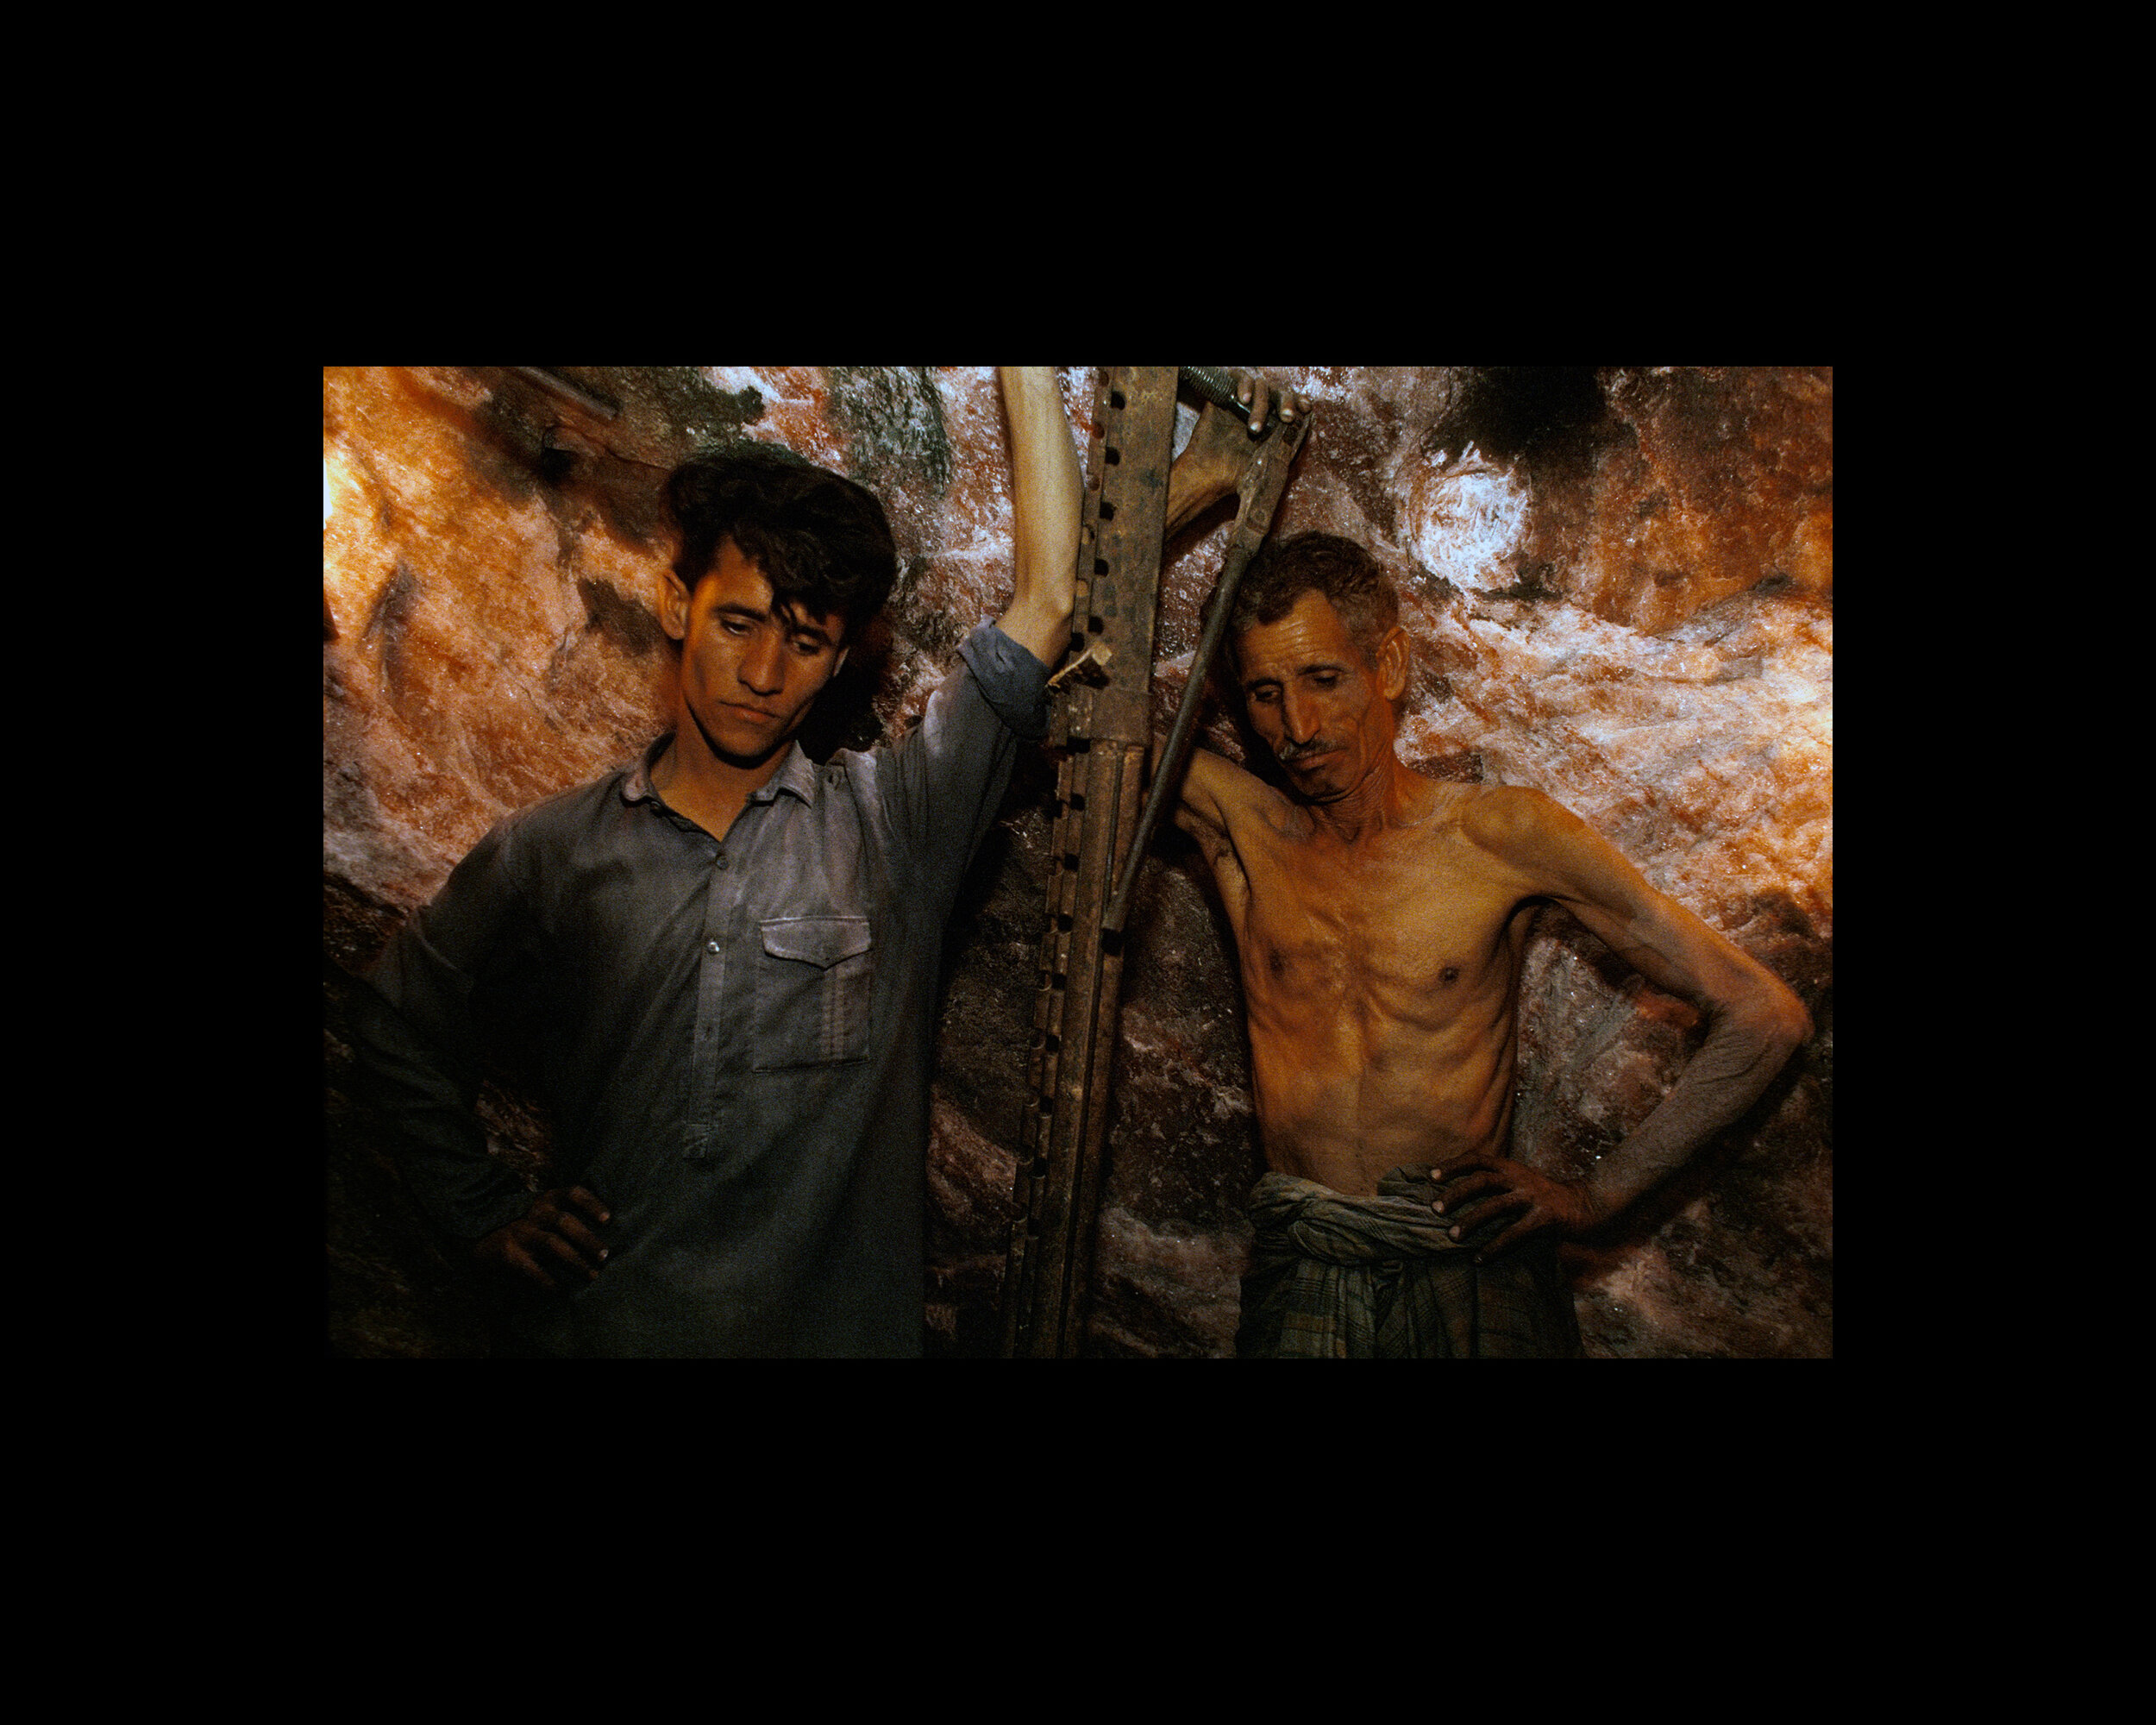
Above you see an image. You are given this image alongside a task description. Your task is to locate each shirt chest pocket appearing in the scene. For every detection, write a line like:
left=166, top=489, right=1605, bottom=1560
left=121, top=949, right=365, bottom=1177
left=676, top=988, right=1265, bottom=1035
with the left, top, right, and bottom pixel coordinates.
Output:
left=753, top=916, right=874, bottom=1070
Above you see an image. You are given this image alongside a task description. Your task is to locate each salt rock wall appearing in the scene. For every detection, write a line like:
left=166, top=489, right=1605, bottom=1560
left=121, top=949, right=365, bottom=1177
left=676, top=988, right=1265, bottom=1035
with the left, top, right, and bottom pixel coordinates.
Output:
left=323, top=365, right=1832, bottom=1359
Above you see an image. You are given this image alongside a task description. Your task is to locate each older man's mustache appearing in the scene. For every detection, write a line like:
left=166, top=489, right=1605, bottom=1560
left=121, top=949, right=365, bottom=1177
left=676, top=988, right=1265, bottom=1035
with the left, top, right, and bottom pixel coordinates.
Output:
left=1275, top=737, right=1342, bottom=764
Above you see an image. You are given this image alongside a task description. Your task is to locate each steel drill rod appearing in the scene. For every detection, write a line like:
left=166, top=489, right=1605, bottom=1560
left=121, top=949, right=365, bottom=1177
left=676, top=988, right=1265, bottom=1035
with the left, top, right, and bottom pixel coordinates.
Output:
left=1099, top=535, right=1259, bottom=937
left=1178, top=366, right=1250, bottom=422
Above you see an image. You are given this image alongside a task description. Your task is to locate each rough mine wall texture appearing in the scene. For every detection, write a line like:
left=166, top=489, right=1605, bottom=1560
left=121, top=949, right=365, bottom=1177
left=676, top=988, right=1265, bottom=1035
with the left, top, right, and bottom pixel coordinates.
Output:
left=323, top=365, right=1832, bottom=1359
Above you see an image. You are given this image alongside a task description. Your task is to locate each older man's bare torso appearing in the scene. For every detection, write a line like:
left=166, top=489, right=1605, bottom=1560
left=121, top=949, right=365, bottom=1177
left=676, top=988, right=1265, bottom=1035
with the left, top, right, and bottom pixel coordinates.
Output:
left=1168, top=556, right=1817, bottom=1251
left=1180, top=763, right=1565, bottom=1197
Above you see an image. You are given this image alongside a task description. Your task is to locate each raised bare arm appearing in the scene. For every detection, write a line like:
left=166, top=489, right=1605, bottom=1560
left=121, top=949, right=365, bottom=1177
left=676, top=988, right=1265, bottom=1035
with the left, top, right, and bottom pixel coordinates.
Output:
left=1170, top=743, right=1292, bottom=844
left=997, top=366, right=1081, bottom=668
left=1160, top=370, right=1312, bottom=851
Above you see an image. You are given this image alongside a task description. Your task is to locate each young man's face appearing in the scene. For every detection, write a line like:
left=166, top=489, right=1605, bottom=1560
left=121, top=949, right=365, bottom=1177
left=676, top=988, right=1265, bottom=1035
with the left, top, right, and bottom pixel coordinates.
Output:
left=662, top=537, right=849, bottom=767
left=1233, top=590, right=1402, bottom=805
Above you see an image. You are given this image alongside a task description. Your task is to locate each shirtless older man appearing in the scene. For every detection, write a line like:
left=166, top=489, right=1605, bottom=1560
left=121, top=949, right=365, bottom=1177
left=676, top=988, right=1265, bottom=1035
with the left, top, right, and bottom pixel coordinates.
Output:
left=1143, top=380, right=1815, bottom=1358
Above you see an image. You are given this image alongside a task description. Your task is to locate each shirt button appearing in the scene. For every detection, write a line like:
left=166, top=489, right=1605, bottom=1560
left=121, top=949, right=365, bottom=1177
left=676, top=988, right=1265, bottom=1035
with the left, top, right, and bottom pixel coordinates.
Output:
left=707, top=940, right=722, bottom=954
left=715, top=855, right=729, bottom=870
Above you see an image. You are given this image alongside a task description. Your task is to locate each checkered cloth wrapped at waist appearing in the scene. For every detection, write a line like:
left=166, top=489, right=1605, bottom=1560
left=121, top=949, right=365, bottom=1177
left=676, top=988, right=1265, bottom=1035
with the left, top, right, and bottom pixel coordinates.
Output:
left=1237, top=1165, right=1583, bottom=1359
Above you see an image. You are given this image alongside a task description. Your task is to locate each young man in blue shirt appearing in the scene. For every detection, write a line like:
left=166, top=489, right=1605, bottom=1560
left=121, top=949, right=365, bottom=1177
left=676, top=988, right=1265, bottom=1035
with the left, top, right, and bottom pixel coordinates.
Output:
left=354, top=367, right=1084, bottom=1357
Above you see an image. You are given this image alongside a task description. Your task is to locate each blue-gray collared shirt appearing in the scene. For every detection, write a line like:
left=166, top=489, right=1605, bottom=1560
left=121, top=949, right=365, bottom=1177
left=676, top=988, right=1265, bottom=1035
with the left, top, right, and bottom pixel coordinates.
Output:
left=355, top=624, right=1047, bottom=1357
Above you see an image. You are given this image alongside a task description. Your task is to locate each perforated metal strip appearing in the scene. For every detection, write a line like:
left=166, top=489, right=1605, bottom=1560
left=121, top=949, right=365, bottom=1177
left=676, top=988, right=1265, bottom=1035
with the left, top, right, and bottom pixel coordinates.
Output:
left=1000, top=367, right=1179, bottom=1359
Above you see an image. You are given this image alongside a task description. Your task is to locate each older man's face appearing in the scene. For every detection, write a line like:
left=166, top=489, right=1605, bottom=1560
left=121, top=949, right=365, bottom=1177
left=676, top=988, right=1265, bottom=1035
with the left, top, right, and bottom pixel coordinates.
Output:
left=1234, top=591, right=1396, bottom=805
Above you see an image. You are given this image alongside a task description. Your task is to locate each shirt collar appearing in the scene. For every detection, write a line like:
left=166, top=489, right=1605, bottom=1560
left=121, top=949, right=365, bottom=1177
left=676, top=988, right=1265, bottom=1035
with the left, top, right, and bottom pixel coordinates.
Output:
left=620, top=735, right=823, bottom=811
left=756, top=745, right=824, bottom=806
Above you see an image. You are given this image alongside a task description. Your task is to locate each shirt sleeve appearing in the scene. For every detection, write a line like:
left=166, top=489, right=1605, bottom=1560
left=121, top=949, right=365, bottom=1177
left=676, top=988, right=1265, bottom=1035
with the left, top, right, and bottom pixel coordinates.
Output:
left=956, top=621, right=1051, bottom=743
left=873, top=620, right=1050, bottom=892
left=349, top=817, right=545, bottom=1243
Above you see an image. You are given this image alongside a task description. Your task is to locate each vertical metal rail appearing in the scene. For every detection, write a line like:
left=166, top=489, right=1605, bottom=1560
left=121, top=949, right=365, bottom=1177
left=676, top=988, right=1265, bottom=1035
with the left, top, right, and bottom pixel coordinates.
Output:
left=1000, top=367, right=1180, bottom=1359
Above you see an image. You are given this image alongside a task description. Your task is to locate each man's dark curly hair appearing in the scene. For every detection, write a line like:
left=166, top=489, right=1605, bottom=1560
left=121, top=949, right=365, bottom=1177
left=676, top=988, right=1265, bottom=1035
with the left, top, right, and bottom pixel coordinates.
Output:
left=665, top=444, right=899, bottom=643
left=1229, top=531, right=1401, bottom=662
